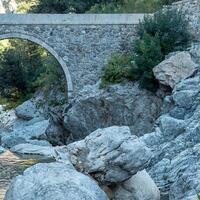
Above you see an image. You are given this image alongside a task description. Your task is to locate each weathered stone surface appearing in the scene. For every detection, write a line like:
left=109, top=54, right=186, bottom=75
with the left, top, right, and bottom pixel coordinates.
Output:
left=15, top=99, right=41, bottom=120
left=64, top=82, right=162, bottom=140
left=5, top=162, right=109, bottom=200
left=113, top=170, right=160, bottom=200
left=1, top=120, right=49, bottom=148
left=63, top=126, right=152, bottom=185
left=0, top=108, right=17, bottom=130
left=141, top=72, right=200, bottom=198
left=172, top=0, right=200, bottom=40
left=10, top=143, right=55, bottom=157
left=44, top=112, right=70, bottom=146
left=168, top=144, right=200, bottom=200
left=0, top=146, right=5, bottom=154
left=153, top=52, right=197, bottom=88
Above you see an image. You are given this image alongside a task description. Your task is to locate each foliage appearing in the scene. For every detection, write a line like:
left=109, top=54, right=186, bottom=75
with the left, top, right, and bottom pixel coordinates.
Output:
left=101, top=54, right=135, bottom=87
left=16, top=0, right=37, bottom=13
left=16, top=0, right=178, bottom=14
left=0, top=39, right=64, bottom=108
left=137, top=9, right=191, bottom=54
left=29, top=0, right=118, bottom=13
left=134, top=8, right=191, bottom=91
left=88, top=0, right=178, bottom=13
left=134, top=33, right=162, bottom=91
left=100, top=8, right=190, bottom=91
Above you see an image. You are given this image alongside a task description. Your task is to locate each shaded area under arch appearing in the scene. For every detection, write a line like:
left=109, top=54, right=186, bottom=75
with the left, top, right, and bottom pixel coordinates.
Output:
left=0, top=33, right=73, bottom=99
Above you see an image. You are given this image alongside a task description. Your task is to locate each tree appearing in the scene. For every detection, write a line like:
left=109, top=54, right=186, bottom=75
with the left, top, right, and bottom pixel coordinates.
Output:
left=30, top=0, right=119, bottom=13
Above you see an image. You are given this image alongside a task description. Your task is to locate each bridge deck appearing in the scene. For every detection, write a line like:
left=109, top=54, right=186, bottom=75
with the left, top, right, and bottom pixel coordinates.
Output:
left=0, top=14, right=146, bottom=25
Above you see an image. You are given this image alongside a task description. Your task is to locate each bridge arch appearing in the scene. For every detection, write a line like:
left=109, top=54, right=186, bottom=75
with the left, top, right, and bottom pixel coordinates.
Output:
left=0, top=33, right=73, bottom=99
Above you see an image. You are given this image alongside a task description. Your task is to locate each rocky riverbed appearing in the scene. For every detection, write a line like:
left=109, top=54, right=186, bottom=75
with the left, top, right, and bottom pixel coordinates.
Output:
left=0, top=150, right=54, bottom=200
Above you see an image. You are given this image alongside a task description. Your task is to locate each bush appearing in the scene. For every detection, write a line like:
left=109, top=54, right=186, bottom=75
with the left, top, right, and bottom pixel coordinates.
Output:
left=134, top=8, right=191, bottom=91
left=134, top=33, right=162, bottom=91
left=101, top=8, right=190, bottom=91
left=101, top=54, right=135, bottom=87
left=88, top=0, right=178, bottom=13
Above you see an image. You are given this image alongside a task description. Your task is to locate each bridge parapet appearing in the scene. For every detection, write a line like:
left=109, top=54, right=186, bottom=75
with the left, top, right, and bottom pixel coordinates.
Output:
left=0, top=14, right=145, bottom=25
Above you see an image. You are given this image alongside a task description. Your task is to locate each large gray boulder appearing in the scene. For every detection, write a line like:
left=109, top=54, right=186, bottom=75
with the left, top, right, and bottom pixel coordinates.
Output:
left=64, top=82, right=162, bottom=140
left=1, top=120, right=49, bottom=148
left=5, top=162, right=109, bottom=200
left=15, top=99, right=41, bottom=120
left=61, top=126, right=152, bottom=185
left=153, top=52, right=197, bottom=88
left=113, top=170, right=160, bottom=200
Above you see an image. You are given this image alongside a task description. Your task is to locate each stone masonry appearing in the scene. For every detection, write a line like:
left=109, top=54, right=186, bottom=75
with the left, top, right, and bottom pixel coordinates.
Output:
left=0, top=14, right=143, bottom=99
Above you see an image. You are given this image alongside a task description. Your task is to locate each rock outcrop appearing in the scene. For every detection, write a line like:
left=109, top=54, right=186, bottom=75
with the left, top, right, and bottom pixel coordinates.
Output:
left=60, top=126, right=152, bottom=185
left=5, top=162, right=109, bottom=200
left=64, top=82, right=162, bottom=140
left=153, top=52, right=197, bottom=88
left=141, top=70, right=200, bottom=199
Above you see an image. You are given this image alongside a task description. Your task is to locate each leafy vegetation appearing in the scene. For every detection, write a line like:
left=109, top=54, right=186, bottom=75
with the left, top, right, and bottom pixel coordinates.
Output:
left=16, top=0, right=178, bottom=14
left=19, top=0, right=118, bottom=14
left=101, top=54, right=135, bottom=88
left=134, top=8, right=191, bottom=90
left=101, top=8, right=191, bottom=91
left=88, top=0, right=178, bottom=13
left=0, top=39, right=64, bottom=108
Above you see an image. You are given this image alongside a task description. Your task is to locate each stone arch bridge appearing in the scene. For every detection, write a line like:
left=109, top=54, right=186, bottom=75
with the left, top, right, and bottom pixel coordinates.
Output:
left=0, top=14, right=144, bottom=99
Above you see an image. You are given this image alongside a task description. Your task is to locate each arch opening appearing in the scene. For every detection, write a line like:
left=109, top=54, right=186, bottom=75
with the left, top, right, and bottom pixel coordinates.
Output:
left=0, top=33, right=73, bottom=100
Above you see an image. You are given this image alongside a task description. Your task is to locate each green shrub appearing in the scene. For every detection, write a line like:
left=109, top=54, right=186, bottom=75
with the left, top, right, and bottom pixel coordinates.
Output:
left=101, top=54, right=135, bottom=87
left=137, top=9, right=191, bottom=54
left=88, top=0, right=178, bottom=13
left=134, top=8, right=191, bottom=91
left=134, top=33, right=162, bottom=91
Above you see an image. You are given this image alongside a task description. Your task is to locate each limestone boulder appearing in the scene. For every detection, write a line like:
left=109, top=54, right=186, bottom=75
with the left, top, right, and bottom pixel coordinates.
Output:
left=5, top=162, right=109, bottom=200
left=113, top=170, right=160, bottom=200
left=61, top=126, right=152, bottom=185
left=64, top=82, right=162, bottom=140
left=153, top=52, right=197, bottom=88
left=15, top=99, right=41, bottom=120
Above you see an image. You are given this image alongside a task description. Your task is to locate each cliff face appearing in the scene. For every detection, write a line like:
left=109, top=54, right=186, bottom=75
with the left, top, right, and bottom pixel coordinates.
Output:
left=0, top=0, right=17, bottom=13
